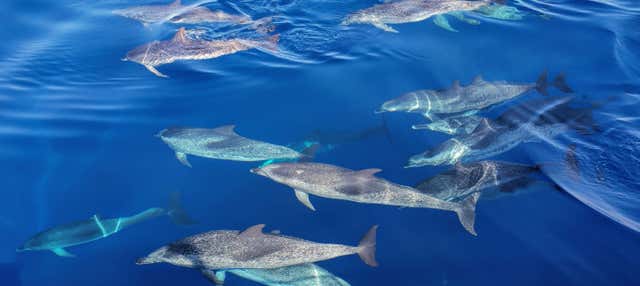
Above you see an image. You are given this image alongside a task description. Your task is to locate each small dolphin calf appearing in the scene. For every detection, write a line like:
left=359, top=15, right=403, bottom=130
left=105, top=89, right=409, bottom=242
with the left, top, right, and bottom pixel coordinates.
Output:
left=201, top=263, right=350, bottom=286
left=342, top=0, right=500, bottom=33
left=137, top=224, right=378, bottom=270
left=415, top=161, right=540, bottom=202
left=17, top=193, right=194, bottom=257
left=157, top=125, right=304, bottom=167
left=251, top=162, right=480, bottom=235
left=376, top=72, right=571, bottom=121
left=113, top=0, right=202, bottom=25
left=123, top=27, right=279, bottom=77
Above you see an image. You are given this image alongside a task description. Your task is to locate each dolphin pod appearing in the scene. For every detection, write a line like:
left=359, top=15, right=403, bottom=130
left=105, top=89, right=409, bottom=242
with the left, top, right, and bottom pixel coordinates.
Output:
left=251, top=162, right=480, bottom=235
left=137, top=224, right=378, bottom=269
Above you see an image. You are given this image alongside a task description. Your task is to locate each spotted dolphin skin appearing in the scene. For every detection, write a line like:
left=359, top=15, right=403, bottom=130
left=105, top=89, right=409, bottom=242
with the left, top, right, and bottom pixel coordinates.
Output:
left=412, top=115, right=483, bottom=135
left=251, top=162, right=480, bottom=235
left=342, top=0, right=499, bottom=33
left=113, top=0, right=203, bottom=25
left=136, top=224, right=378, bottom=270
left=415, top=161, right=540, bottom=202
left=157, top=125, right=304, bottom=167
left=376, top=72, right=571, bottom=121
left=200, top=263, right=350, bottom=286
left=17, top=193, right=194, bottom=257
left=123, top=27, right=279, bottom=77
left=169, top=6, right=251, bottom=24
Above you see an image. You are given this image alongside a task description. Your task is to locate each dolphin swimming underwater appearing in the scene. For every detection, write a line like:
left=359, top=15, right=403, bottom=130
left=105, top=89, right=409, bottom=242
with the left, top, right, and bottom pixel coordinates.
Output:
left=412, top=115, right=483, bottom=135
left=113, top=0, right=205, bottom=25
left=376, top=72, right=572, bottom=121
left=123, top=27, right=279, bottom=77
left=17, top=193, right=195, bottom=257
left=406, top=96, right=598, bottom=167
left=415, top=161, right=541, bottom=202
left=168, top=6, right=251, bottom=24
left=251, top=162, right=480, bottom=235
left=342, top=0, right=502, bottom=33
left=136, top=224, right=378, bottom=270
left=157, top=125, right=304, bottom=167
left=200, top=263, right=350, bottom=286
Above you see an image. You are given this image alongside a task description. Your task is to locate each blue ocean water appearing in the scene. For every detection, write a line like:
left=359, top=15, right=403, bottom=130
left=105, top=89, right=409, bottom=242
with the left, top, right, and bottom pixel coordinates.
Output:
left=1, top=0, right=639, bottom=285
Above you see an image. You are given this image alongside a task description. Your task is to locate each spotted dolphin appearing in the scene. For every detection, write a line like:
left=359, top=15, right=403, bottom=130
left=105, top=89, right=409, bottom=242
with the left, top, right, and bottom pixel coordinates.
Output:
left=136, top=224, right=378, bottom=271
left=168, top=6, right=251, bottom=24
left=17, top=193, right=194, bottom=257
left=412, top=115, right=483, bottom=135
left=156, top=125, right=304, bottom=167
left=123, top=27, right=279, bottom=77
left=415, top=161, right=541, bottom=202
left=251, top=162, right=480, bottom=235
left=113, top=0, right=207, bottom=26
left=342, top=0, right=501, bottom=33
left=376, top=72, right=571, bottom=121
left=200, top=263, right=351, bottom=286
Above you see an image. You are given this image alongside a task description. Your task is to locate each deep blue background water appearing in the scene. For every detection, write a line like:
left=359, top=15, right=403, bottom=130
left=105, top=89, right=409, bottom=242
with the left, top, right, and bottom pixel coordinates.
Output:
left=1, top=0, right=639, bottom=285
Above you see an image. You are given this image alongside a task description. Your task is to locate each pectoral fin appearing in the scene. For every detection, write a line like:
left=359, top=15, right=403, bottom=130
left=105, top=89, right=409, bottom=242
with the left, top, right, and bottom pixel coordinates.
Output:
left=201, top=269, right=226, bottom=285
left=371, top=21, right=398, bottom=33
left=52, top=248, right=75, bottom=257
left=145, top=65, right=169, bottom=78
left=294, top=189, right=316, bottom=211
left=175, top=152, right=192, bottom=168
left=433, top=15, right=458, bottom=32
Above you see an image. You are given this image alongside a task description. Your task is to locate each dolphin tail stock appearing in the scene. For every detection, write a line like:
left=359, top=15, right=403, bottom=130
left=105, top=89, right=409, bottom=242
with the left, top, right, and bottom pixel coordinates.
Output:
left=454, top=192, right=481, bottom=236
left=167, top=191, right=197, bottom=226
left=356, top=225, right=379, bottom=267
left=298, top=142, right=321, bottom=162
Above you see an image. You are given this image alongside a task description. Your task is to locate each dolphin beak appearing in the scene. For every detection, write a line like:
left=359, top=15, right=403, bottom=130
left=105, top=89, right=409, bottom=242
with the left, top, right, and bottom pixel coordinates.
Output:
left=136, top=257, right=151, bottom=265
left=374, top=109, right=386, bottom=114
left=121, top=57, right=129, bottom=62
left=250, top=168, right=261, bottom=174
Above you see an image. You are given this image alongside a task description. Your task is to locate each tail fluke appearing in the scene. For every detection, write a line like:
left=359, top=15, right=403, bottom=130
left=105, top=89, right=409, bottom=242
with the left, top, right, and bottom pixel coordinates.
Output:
left=168, top=192, right=197, bottom=226
left=298, top=142, right=321, bottom=162
left=535, top=71, right=549, bottom=96
left=357, top=225, right=379, bottom=267
left=553, top=73, right=573, bottom=93
left=455, top=192, right=481, bottom=236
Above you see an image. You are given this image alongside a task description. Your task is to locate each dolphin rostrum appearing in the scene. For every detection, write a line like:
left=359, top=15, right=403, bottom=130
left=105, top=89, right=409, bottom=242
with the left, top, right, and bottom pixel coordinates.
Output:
left=136, top=224, right=378, bottom=270
left=156, top=125, right=305, bottom=167
left=415, top=161, right=541, bottom=202
left=342, top=0, right=501, bottom=33
left=251, top=162, right=480, bottom=235
left=376, top=72, right=572, bottom=121
left=113, top=0, right=205, bottom=26
left=200, top=263, right=351, bottom=286
left=17, top=193, right=194, bottom=257
left=123, top=27, right=279, bottom=77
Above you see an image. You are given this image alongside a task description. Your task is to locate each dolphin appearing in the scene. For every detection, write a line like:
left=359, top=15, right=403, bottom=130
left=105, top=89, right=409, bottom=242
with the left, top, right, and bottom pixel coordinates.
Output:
left=412, top=115, right=483, bottom=135
left=17, top=193, right=195, bottom=257
left=123, top=27, right=279, bottom=77
left=168, top=6, right=251, bottom=24
left=200, top=263, right=350, bottom=286
left=156, top=125, right=305, bottom=167
left=251, top=162, right=480, bottom=235
left=136, top=224, right=378, bottom=270
left=406, top=96, right=598, bottom=167
left=342, top=0, right=502, bottom=33
left=113, top=0, right=205, bottom=26
left=376, top=72, right=572, bottom=121
left=415, top=161, right=540, bottom=202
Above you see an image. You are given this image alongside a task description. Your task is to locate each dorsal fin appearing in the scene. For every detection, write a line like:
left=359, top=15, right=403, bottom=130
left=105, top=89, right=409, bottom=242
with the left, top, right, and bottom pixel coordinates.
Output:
left=452, top=80, right=461, bottom=90
left=170, top=0, right=181, bottom=6
left=354, top=168, right=382, bottom=177
left=472, top=75, right=484, bottom=84
left=212, top=125, right=238, bottom=136
left=240, top=224, right=265, bottom=237
left=473, top=118, right=494, bottom=133
left=172, top=28, right=189, bottom=44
